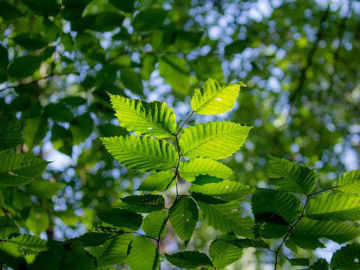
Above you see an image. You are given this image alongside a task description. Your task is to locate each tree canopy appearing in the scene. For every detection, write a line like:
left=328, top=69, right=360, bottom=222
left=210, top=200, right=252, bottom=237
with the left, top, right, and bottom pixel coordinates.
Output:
left=0, top=0, right=359, bottom=269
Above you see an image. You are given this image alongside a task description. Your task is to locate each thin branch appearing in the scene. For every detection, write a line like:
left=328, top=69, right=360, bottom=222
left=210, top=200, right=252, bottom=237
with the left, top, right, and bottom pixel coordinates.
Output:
left=274, top=196, right=309, bottom=270
left=0, top=72, right=72, bottom=92
left=326, top=0, right=353, bottom=95
left=309, top=185, right=338, bottom=196
left=175, top=111, right=195, bottom=136
left=289, top=3, right=331, bottom=106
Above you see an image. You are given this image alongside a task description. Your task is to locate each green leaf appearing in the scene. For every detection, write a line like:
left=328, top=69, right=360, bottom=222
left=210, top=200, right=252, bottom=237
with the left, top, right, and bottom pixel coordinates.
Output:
left=70, top=114, right=94, bottom=144
left=190, top=79, right=244, bottom=115
left=8, top=56, right=42, bottom=79
left=0, top=113, right=21, bottom=151
left=251, top=188, right=302, bottom=224
left=309, top=259, right=329, bottom=270
left=98, top=208, right=142, bottom=231
left=330, top=243, right=360, bottom=270
left=191, top=56, right=224, bottom=82
left=109, top=94, right=177, bottom=138
left=75, top=232, right=117, bottom=247
left=336, top=170, right=360, bottom=195
left=287, top=258, right=309, bottom=266
left=291, top=218, right=360, bottom=249
left=23, top=116, right=48, bottom=149
left=159, top=56, right=190, bottom=95
left=197, top=201, right=254, bottom=238
left=25, top=206, right=49, bottom=236
left=120, top=68, right=143, bottom=94
left=179, top=158, right=232, bottom=182
left=132, top=8, right=167, bottom=31
left=0, top=152, right=49, bottom=187
left=23, top=0, right=60, bottom=16
left=165, top=251, right=213, bottom=269
left=225, top=238, right=269, bottom=249
left=102, top=135, right=177, bottom=172
left=128, top=236, right=159, bottom=270
left=45, top=103, right=74, bottom=122
left=87, top=12, right=125, bottom=32
left=0, top=2, right=23, bottom=20
left=169, top=196, right=198, bottom=242
left=27, top=180, right=64, bottom=199
left=209, top=239, right=243, bottom=269
left=179, top=121, right=251, bottom=159
left=306, top=192, right=360, bottom=221
left=138, top=171, right=175, bottom=191
left=0, top=216, right=19, bottom=239
left=190, top=177, right=251, bottom=201
left=119, top=194, right=165, bottom=213
left=142, top=210, right=167, bottom=239
left=5, top=234, right=47, bottom=252
left=13, top=33, right=48, bottom=50
left=0, top=44, right=9, bottom=69
left=110, top=0, right=135, bottom=12
left=30, top=241, right=96, bottom=270
left=89, top=234, right=133, bottom=267
left=268, top=156, right=317, bottom=194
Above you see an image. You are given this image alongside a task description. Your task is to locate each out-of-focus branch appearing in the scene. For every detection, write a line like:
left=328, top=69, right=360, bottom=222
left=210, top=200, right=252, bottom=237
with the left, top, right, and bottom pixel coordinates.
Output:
left=0, top=72, right=72, bottom=92
left=327, top=0, right=353, bottom=95
left=289, top=4, right=331, bottom=105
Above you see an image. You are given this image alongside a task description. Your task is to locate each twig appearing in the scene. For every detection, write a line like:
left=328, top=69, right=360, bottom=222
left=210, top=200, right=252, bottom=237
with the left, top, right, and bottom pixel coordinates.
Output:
left=175, top=111, right=195, bottom=136
left=309, top=185, right=338, bottom=196
left=326, top=0, right=353, bottom=96
left=289, top=3, right=330, bottom=106
left=153, top=109, right=196, bottom=265
left=0, top=72, right=72, bottom=92
left=274, top=196, right=309, bottom=269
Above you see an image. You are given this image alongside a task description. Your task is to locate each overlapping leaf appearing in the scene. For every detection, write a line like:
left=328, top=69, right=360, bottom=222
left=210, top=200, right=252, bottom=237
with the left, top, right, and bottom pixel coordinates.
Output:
left=128, top=236, right=159, bottom=270
left=138, top=171, right=174, bottom=191
left=190, top=78, right=244, bottom=115
left=179, top=158, right=232, bottom=182
left=291, top=218, right=360, bottom=249
left=179, top=121, right=251, bottom=159
left=306, top=192, right=360, bottom=221
left=251, top=188, right=302, bottom=224
left=98, top=208, right=142, bottom=231
left=109, top=94, right=177, bottom=138
left=209, top=239, right=243, bottom=269
left=330, top=243, right=360, bottom=269
left=0, top=113, right=21, bottom=151
left=89, top=234, right=133, bottom=268
left=190, top=177, right=251, bottom=201
left=5, top=234, right=47, bottom=253
left=336, top=170, right=360, bottom=195
left=169, top=196, right=198, bottom=243
left=142, top=210, right=167, bottom=239
left=197, top=200, right=254, bottom=238
left=268, top=156, right=317, bottom=194
left=165, top=251, right=213, bottom=269
left=101, top=136, right=177, bottom=172
left=118, top=194, right=165, bottom=213
left=0, top=152, right=49, bottom=187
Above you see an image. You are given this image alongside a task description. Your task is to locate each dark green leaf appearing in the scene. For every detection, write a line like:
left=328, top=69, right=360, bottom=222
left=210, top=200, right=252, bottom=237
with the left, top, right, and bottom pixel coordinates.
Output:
left=165, top=251, right=213, bottom=269
left=23, top=0, right=60, bottom=16
left=98, top=208, right=142, bottom=231
left=128, top=236, right=159, bottom=270
left=119, top=194, right=165, bottom=213
left=8, top=56, right=42, bottom=79
left=132, top=8, right=167, bottom=31
left=330, top=243, right=360, bottom=270
left=13, top=33, right=48, bottom=50
left=0, top=113, right=21, bottom=151
left=169, top=196, right=198, bottom=242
